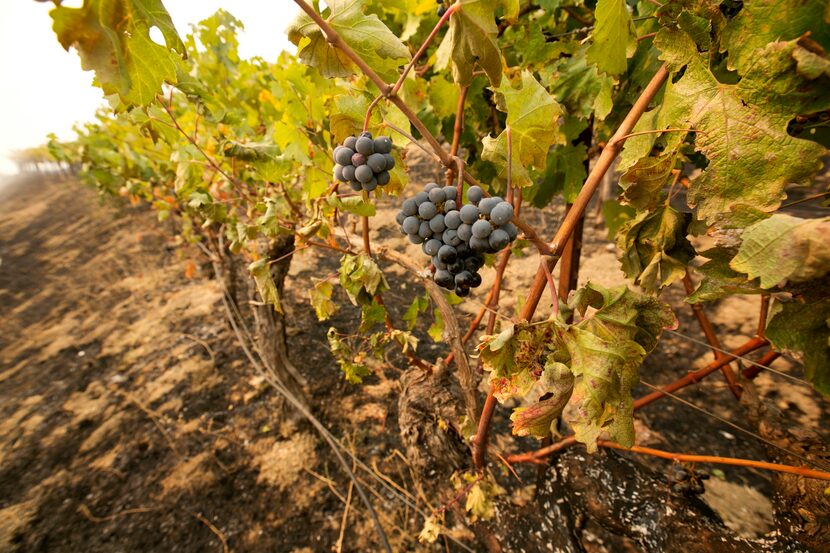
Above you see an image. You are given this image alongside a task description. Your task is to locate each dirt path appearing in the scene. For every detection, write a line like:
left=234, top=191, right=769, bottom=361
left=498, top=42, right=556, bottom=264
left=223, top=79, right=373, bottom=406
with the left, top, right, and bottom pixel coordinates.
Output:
left=1, top=174, right=826, bottom=552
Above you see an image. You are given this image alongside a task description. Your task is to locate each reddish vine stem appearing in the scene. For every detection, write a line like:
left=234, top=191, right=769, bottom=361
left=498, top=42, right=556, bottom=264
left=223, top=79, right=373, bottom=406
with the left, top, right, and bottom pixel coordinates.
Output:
left=449, top=85, right=469, bottom=189
left=633, top=336, right=768, bottom=410
left=741, top=350, right=781, bottom=381
left=681, top=272, right=741, bottom=398
left=473, top=64, right=671, bottom=470
left=757, top=294, right=770, bottom=338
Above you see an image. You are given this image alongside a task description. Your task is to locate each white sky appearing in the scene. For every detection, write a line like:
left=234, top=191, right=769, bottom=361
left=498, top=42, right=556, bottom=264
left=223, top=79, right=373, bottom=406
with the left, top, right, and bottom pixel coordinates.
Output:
left=0, top=1, right=300, bottom=175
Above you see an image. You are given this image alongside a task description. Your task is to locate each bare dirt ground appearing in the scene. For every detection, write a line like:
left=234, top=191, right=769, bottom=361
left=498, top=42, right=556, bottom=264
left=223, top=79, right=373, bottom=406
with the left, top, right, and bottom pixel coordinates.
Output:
left=1, top=172, right=827, bottom=552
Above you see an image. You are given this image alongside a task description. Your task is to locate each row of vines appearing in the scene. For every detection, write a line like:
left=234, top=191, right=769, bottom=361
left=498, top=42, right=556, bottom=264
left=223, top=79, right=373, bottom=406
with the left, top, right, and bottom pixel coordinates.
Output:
left=34, top=0, right=830, bottom=550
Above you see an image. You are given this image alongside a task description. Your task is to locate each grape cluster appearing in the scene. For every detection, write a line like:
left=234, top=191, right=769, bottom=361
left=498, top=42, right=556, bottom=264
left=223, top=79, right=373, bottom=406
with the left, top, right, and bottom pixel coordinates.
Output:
left=332, top=131, right=395, bottom=192
left=396, top=183, right=518, bottom=297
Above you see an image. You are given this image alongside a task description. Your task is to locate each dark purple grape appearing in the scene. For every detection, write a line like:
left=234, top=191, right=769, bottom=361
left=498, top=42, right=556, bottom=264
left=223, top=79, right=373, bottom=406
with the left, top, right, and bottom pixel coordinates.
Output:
left=349, top=180, right=363, bottom=191
left=359, top=131, right=373, bottom=139
left=428, top=187, right=445, bottom=204
left=425, top=183, right=439, bottom=192
left=408, top=233, right=424, bottom=244
left=455, top=285, right=470, bottom=297
left=463, top=256, right=480, bottom=272
left=443, top=186, right=457, bottom=202
left=432, top=256, right=447, bottom=270
left=352, top=152, right=367, bottom=166
left=373, top=136, right=392, bottom=154
left=367, top=153, right=387, bottom=172
left=355, top=165, right=373, bottom=183
left=402, top=216, right=420, bottom=235
left=444, top=200, right=457, bottom=211
left=395, top=211, right=406, bottom=225
left=469, top=235, right=490, bottom=252
left=402, top=198, right=418, bottom=216
left=502, top=222, right=519, bottom=241
left=479, top=196, right=499, bottom=216
left=437, top=244, right=458, bottom=264
left=457, top=223, right=472, bottom=242
left=434, top=269, right=453, bottom=288
left=418, top=201, right=438, bottom=219
left=384, top=153, right=395, bottom=170
left=467, top=185, right=484, bottom=205
left=489, top=228, right=510, bottom=250
left=424, top=239, right=442, bottom=256
left=342, top=164, right=356, bottom=182
left=364, top=178, right=378, bottom=191
left=376, top=171, right=390, bottom=185
left=448, top=260, right=464, bottom=273
left=460, top=204, right=479, bottom=224
left=444, top=210, right=461, bottom=229
left=343, top=136, right=357, bottom=150
left=334, top=164, right=344, bottom=182
left=490, top=202, right=514, bottom=225
left=429, top=213, right=446, bottom=233
left=335, top=147, right=354, bottom=165
left=442, top=229, right=461, bottom=246
left=472, top=219, right=493, bottom=238
left=455, top=271, right=473, bottom=287
left=356, top=136, right=375, bottom=155
left=414, top=191, right=429, bottom=205
left=469, top=272, right=482, bottom=288
left=418, top=221, right=433, bottom=239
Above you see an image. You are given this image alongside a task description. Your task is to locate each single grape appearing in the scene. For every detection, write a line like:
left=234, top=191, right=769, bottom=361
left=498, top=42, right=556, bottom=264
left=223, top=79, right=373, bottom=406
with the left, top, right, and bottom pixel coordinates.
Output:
left=355, top=165, right=374, bottom=183
left=428, top=187, right=445, bottom=204
left=429, top=213, right=446, bottom=233
left=437, top=5, right=447, bottom=16
left=367, top=153, right=387, bottom=172
left=444, top=210, right=461, bottom=229
left=443, top=186, right=457, bottom=202
left=437, top=244, right=458, bottom=264
left=490, top=202, right=514, bottom=225
left=434, top=269, right=454, bottom=289
left=424, top=238, right=442, bottom=256
left=349, top=181, right=363, bottom=192
left=373, top=136, right=392, bottom=154
left=401, top=198, right=418, bottom=216
left=502, top=222, right=519, bottom=241
left=472, top=219, right=493, bottom=238
left=414, top=191, right=429, bottom=205
left=425, top=183, right=439, bottom=192
left=444, top=200, right=457, bottom=211
left=432, top=256, right=447, bottom=270
left=478, top=197, right=499, bottom=216
left=469, top=235, right=490, bottom=252
left=408, top=233, right=424, bottom=244
left=469, top=272, right=482, bottom=288
left=457, top=223, right=472, bottom=242
left=418, top=221, right=433, bottom=239
left=455, top=285, right=470, bottom=297
left=456, top=242, right=470, bottom=256
left=364, top=178, right=378, bottom=192
left=460, top=204, right=479, bottom=224
left=463, top=256, right=481, bottom=272
left=376, top=171, right=390, bottom=186
left=442, top=229, right=461, bottom=247
left=335, top=147, right=354, bottom=166
left=342, top=165, right=356, bottom=182
left=384, top=153, right=395, bottom=170
left=355, top=136, right=375, bottom=155
left=467, top=185, right=484, bottom=205
left=395, top=211, right=406, bottom=225
left=402, top=216, right=420, bottom=235
left=351, top=152, right=367, bottom=166
left=359, top=131, right=373, bottom=139
left=455, top=271, right=472, bottom=287
left=418, top=201, right=438, bottom=219
left=343, top=136, right=357, bottom=150
left=448, top=260, right=464, bottom=273
left=333, top=164, right=344, bottom=182
left=489, top=228, right=510, bottom=250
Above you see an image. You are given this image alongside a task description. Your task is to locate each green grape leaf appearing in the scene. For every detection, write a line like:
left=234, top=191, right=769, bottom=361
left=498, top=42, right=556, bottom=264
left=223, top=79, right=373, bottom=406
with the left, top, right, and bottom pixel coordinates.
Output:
left=564, top=283, right=676, bottom=450
left=730, top=214, right=830, bottom=288
left=481, top=71, right=563, bottom=187
left=510, top=362, right=574, bottom=438
left=479, top=322, right=553, bottom=402
left=339, top=253, right=389, bottom=306
left=286, top=0, right=410, bottom=82
left=452, top=472, right=504, bottom=522
left=602, top=200, right=636, bottom=241
left=360, top=301, right=388, bottom=332
left=586, top=0, right=636, bottom=76
left=428, top=308, right=444, bottom=343
left=542, top=46, right=613, bottom=121
left=51, top=0, right=186, bottom=106
left=654, top=28, right=827, bottom=223
left=686, top=249, right=763, bottom=304
left=327, top=194, right=376, bottom=217
left=326, top=328, right=371, bottom=384
left=721, top=0, right=830, bottom=75
left=439, top=0, right=503, bottom=87
left=524, top=144, right=587, bottom=207
left=403, top=294, right=430, bottom=330
left=619, top=152, right=676, bottom=210
left=310, top=280, right=337, bottom=321
left=766, top=297, right=830, bottom=396
left=616, top=206, right=695, bottom=292
left=249, top=259, right=282, bottom=313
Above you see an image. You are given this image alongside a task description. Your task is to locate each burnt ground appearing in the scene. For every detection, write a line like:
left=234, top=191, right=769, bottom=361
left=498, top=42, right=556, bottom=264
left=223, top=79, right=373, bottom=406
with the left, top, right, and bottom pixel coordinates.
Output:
left=1, top=172, right=828, bottom=552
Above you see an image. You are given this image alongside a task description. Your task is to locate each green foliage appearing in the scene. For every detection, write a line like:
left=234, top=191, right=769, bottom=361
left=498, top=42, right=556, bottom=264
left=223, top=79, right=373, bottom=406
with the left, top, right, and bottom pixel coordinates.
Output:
left=310, top=280, right=337, bottom=321
left=766, top=297, right=830, bottom=396
left=437, top=0, right=503, bottom=87
left=338, top=253, right=389, bottom=306
left=586, top=0, right=635, bottom=75
left=248, top=259, right=282, bottom=312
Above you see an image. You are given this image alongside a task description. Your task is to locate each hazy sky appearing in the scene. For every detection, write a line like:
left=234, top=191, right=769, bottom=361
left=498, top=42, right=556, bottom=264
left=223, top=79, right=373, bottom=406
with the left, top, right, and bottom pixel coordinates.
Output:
left=0, top=1, right=300, bottom=175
